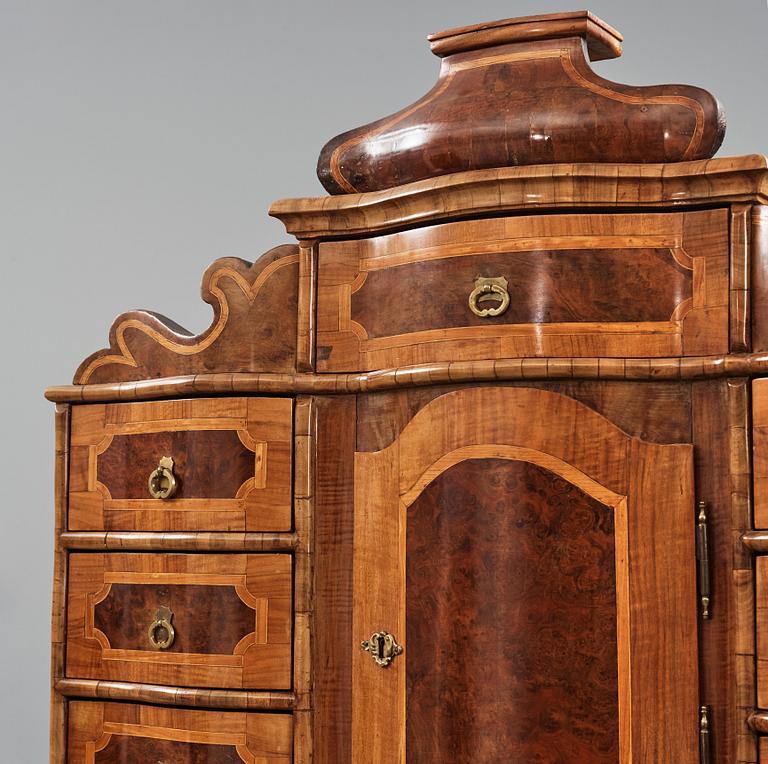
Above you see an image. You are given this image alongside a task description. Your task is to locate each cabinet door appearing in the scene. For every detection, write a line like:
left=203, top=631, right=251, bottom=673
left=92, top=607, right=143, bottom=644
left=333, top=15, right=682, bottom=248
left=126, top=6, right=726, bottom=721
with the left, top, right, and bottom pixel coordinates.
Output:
left=352, top=386, right=698, bottom=763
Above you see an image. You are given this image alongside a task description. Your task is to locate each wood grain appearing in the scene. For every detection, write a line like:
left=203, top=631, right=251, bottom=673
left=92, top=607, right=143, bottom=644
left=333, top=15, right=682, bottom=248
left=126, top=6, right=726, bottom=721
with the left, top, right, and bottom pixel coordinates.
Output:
left=69, top=397, right=292, bottom=532
left=66, top=553, right=292, bottom=690
left=51, top=404, right=70, bottom=764
left=317, top=19, right=723, bottom=193
left=270, top=155, right=768, bottom=239
left=75, top=247, right=299, bottom=385
left=352, top=386, right=698, bottom=762
left=67, top=701, right=292, bottom=762
left=57, top=679, right=295, bottom=710
left=753, top=205, right=768, bottom=352
left=406, top=458, right=620, bottom=761
left=753, top=379, right=768, bottom=529
left=317, top=210, right=728, bottom=370
left=313, top=396, right=356, bottom=764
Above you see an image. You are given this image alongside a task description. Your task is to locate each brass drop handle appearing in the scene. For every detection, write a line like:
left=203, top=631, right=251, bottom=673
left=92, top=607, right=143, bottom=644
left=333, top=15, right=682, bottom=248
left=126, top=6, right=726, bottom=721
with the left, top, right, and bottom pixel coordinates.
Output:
left=468, top=276, right=510, bottom=318
left=148, top=456, right=178, bottom=500
left=148, top=606, right=175, bottom=650
left=361, top=631, right=402, bottom=667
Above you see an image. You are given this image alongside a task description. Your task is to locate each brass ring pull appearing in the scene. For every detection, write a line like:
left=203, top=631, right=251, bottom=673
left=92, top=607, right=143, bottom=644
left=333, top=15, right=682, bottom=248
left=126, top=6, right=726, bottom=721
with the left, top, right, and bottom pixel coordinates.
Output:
left=361, top=631, right=402, bottom=668
left=148, top=606, right=175, bottom=650
left=148, top=456, right=178, bottom=500
left=468, top=276, right=510, bottom=318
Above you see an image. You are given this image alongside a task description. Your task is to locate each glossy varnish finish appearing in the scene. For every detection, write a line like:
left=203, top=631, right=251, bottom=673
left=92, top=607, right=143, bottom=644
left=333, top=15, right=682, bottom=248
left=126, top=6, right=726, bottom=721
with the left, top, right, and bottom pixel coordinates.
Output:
left=68, top=397, right=293, bottom=532
left=406, top=458, right=619, bottom=762
left=352, top=386, right=698, bottom=762
left=318, top=210, right=728, bottom=370
left=66, top=553, right=292, bottom=690
left=316, top=13, right=723, bottom=194
left=67, top=701, right=292, bottom=762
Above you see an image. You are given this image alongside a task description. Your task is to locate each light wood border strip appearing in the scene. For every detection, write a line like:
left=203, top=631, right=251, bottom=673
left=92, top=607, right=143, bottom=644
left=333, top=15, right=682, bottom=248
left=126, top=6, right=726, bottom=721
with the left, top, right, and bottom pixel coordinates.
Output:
left=297, top=242, right=318, bottom=372
left=56, top=679, right=296, bottom=711
left=44, top=352, right=768, bottom=402
left=269, top=156, right=768, bottom=239
left=293, top=397, right=315, bottom=763
left=60, top=531, right=298, bottom=552
left=51, top=404, right=70, bottom=764
left=730, top=205, right=752, bottom=353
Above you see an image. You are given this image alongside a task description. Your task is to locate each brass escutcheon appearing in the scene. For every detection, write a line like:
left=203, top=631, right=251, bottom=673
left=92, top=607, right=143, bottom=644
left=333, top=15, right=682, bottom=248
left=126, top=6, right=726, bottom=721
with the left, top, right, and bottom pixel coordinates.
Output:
left=148, top=605, right=175, bottom=650
left=360, top=631, right=402, bottom=668
left=148, top=456, right=178, bottom=500
left=468, top=276, right=510, bottom=318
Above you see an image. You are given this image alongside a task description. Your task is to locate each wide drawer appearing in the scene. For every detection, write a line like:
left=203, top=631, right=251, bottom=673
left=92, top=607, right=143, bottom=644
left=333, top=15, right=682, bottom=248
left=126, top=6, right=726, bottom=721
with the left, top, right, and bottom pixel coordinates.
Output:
left=67, top=700, right=292, bottom=761
left=66, top=553, right=292, bottom=689
left=316, top=209, right=729, bottom=371
left=69, top=396, right=293, bottom=532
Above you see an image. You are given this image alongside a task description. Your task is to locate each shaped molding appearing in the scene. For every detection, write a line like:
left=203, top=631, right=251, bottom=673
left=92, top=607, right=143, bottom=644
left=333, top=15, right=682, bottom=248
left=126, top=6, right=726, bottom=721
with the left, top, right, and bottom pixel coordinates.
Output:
left=316, top=11, right=725, bottom=194
left=75, top=245, right=299, bottom=385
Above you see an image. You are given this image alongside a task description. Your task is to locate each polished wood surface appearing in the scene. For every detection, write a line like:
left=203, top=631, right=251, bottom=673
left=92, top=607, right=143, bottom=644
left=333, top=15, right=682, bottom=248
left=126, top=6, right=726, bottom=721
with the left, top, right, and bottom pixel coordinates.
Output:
left=42, top=351, right=768, bottom=403
left=57, top=678, right=296, bottom=710
left=271, top=156, right=768, bottom=239
left=317, top=14, right=723, bottom=194
left=67, top=701, right=292, bottom=762
left=317, top=210, right=728, bottom=370
left=352, top=386, right=698, bottom=762
left=69, top=397, right=292, bottom=532
left=75, top=246, right=299, bottom=385
left=427, top=10, right=623, bottom=60
left=754, top=379, right=768, bottom=528
left=407, top=457, right=620, bottom=761
left=66, top=553, right=292, bottom=690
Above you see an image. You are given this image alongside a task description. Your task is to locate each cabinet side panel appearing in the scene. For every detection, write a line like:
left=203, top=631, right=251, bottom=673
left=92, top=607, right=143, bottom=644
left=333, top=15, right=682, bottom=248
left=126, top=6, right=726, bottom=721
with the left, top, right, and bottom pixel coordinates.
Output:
left=313, top=396, right=357, bottom=764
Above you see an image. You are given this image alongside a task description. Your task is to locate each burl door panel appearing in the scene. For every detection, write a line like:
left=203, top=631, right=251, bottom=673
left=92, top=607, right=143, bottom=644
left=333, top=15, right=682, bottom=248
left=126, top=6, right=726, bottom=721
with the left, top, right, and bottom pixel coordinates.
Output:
left=317, top=209, right=728, bottom=370
left=352, top=386, right=698, bottom=763
left=69, top=397, right=293, bottom=532
left=66, top=553, right=292, bottom=689
left=67, top=701, right=292, bottom=762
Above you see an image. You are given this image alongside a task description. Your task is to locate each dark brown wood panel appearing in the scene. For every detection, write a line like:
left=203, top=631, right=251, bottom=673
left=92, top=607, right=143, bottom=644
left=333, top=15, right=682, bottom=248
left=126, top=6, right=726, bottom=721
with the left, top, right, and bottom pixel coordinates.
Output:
left=98, top=430, right=254, bottom=499
left=94, top=583, right=255, bottom=654
left=317, top=23, right=723, bottom=194
left=69, top=397, right=293, bottom=532
left=96, top=737, right=242, bottom=763
left=66, top=553, right=292, bottom=690
left=67, top=701, right=292, bottom=762
left=353, top=247, right=691, bottom=336
left=318, top=210, right=728, bottom=371
left=406, top=458, right=619, bottom=762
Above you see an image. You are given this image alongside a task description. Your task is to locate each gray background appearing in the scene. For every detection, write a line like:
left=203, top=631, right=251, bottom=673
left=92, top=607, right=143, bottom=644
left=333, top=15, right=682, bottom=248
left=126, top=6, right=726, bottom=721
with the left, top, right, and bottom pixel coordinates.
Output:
left=0, top=1, right=765, bottom=760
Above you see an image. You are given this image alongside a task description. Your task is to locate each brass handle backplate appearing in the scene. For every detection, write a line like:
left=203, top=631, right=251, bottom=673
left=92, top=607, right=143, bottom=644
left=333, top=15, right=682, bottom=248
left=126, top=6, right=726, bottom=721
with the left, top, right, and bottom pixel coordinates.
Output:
left=148, top=605, right=175, bottom=650
left=148, top=456, right=178, bottom=500
left=361, top=631, right=402, bottom=668
left=468, top=276, right=510, bottom=318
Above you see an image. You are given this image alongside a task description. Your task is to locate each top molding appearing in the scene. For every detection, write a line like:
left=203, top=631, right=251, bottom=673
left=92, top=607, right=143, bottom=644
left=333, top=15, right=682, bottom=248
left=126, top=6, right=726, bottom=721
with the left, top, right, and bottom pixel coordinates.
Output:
left=427, top=10, right=623, bottom=61
left=272, top=156, right=768, bottom=240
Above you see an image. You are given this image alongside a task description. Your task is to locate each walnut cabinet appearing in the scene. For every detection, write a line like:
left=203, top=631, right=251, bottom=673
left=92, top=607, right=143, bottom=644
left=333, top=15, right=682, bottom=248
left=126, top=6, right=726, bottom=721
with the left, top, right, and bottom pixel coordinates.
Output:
left=46, top=11, right=768, bottom=764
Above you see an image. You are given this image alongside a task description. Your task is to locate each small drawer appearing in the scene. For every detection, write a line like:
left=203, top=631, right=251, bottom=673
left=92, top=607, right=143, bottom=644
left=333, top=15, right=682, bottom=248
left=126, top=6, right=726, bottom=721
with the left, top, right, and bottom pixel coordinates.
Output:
left=69, top=396, right=293, bottom=532
left=67, top=700, right=292, bottom=761
left=66, top=553, right=292, bottom=689
left=316, top=209, right=729, bottom=371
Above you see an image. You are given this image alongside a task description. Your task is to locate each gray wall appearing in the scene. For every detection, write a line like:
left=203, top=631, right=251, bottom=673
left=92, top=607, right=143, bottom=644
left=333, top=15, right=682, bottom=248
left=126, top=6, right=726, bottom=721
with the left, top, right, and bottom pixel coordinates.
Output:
left=0, top=1, right=765, bottom=760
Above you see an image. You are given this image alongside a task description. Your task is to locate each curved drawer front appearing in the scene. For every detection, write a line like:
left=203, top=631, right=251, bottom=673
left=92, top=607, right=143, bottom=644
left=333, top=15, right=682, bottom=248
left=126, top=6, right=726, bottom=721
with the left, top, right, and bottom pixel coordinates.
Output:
left=69, top=397, right=292, bottom=531
left=66, top=553, right=292, bottom=689
left=68, top=701, right=292, bottom=762
left=316, top=209, right=728, bottom=371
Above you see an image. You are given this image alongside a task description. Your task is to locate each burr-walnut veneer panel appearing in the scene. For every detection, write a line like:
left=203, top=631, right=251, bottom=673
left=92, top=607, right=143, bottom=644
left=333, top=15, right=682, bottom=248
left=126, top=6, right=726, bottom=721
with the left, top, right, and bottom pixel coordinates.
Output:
left=69, top=397, right=293, bottom=532
left=67, top=701, right=292, bottom=762
left=317, top=210, right=728, bottom=371
left=66, top=553, right=292, bottom=690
